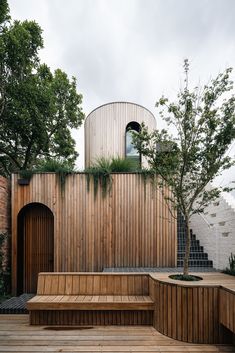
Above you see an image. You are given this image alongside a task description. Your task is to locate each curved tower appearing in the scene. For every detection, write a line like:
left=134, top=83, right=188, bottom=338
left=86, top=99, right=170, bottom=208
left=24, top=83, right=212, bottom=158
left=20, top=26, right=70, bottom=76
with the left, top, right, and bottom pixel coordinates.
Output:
left=85, top=101, right=156, bottom=167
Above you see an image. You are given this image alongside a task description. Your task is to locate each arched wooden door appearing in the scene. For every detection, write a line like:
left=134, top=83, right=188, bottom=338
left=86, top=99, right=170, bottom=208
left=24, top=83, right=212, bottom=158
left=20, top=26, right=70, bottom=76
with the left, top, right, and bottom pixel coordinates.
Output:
left=17, top=203, right=54, bottom=294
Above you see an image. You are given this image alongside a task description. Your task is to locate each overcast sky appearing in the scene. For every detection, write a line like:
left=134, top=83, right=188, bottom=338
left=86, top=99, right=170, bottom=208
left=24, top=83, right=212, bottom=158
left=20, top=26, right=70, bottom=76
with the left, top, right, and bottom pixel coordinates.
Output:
left=8, top=0, right=235, bottom=191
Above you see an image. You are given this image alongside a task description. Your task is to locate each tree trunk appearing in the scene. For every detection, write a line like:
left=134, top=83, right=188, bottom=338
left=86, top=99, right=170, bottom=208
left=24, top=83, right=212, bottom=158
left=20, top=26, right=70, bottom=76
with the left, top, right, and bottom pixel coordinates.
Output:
left=183, top=215, right=191, bottom=276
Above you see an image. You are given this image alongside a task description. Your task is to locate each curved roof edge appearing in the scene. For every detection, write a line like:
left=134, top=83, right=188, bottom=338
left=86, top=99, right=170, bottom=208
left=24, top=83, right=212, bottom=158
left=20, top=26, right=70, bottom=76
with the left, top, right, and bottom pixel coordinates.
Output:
left=85, top=101, right=156, bottom=121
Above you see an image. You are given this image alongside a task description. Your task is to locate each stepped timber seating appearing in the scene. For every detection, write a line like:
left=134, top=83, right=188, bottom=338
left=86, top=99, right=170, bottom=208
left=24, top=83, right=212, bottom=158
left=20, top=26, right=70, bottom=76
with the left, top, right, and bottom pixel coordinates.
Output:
left=26, top=272, right=155, bottom=325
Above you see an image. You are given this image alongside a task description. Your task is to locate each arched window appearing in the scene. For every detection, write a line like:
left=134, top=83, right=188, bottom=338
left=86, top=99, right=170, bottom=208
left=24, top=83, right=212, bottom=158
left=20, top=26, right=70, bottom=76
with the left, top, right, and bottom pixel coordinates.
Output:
left=125, top=121, right=141, bottom=166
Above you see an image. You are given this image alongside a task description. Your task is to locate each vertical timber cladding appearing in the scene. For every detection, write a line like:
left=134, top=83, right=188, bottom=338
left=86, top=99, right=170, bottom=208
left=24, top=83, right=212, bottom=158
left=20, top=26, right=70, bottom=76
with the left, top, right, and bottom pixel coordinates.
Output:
left=220, top=288, right=235, bottom=335
left=12, top=173, right=177, bottom=294
left=155, top=281, right=220, bottom=344
left=84, top=102, right=157, bottom=168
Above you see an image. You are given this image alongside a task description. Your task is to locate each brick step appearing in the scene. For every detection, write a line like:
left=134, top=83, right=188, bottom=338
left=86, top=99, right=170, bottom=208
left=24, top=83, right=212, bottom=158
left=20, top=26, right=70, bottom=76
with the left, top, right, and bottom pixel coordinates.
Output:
left=177, top=259, right=213, bottom=267
left=178, top=240, right=200, bottom=247
left=178, top=237, right=199, bottom=242
left=177, top=234, right=196, bottom=240
left=177, top=224, right=187, bottom=227
left=177, top=245, right=204, bottom=253
left=177, top=211, right=213, bottom=269
left=177, top=252, right=208, bottom=260
left=178, top=229, right=195, bottom=234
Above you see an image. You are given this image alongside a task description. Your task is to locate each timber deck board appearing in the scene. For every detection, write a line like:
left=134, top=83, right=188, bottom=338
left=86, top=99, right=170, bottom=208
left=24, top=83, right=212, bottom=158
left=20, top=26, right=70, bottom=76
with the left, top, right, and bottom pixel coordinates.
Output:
left=0, top=315, right=234, bottom=352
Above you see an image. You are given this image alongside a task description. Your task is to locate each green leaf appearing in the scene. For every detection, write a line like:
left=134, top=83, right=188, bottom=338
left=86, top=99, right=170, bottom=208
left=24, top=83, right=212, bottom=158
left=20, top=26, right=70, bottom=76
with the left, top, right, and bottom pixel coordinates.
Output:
left=0, top=1, right=84, bottom=176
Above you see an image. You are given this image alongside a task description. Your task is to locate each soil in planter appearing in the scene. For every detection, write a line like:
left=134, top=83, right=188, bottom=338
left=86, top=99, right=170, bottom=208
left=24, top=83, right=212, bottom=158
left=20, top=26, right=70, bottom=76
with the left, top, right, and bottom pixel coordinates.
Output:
left=169, top=274, right=203, bottom=281
left=17, top=178, right=30, bottom=185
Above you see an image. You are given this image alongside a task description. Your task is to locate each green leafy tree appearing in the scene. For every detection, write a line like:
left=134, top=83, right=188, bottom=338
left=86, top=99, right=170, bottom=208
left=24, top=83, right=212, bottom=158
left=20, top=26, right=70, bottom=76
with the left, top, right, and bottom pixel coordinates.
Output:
left=0, top=0, right=84, bottom=177
left=132, top=60, right=235, bottom=276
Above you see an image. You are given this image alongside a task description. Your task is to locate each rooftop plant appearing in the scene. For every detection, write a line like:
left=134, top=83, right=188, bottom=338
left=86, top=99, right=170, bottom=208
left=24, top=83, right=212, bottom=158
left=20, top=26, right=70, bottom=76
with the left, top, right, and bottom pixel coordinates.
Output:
left=37, top=159, right=76, bottom=188
left=36, top=159, right=75, bottom=173
left=84, top=156, right=139, bottom=197
left=17, top=159, right=75, bottom=189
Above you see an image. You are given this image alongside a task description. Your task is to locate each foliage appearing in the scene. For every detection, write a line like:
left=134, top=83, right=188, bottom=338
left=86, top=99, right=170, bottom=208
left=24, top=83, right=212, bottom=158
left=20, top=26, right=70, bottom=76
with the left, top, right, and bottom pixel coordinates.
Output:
left=0, top=232, right=11, bottom=297
left=109, top=156, right=139, bottom=172
left=85, top=156, right=138, bottom=198
left=89, top=156, right=140, bottom=173
left=85, top=157, right=112, bottom=198
left=17, top=159, right=75, bottom=189
left=228, top=252, right=235, bottom=272
left=138, top=167, right=156, bottom=184
left=36, top=159, right=75, bottom=188
left=36, top=159, right=75, bottom=173
left=223, top=253, right=235, bottom=276
left=19, top=169, right=34, bottom=180
left=132, top=60, right=235, bottom=275
left=85, top=167, right=111, bottom=198
left=0, top=1, right=84, bottom=177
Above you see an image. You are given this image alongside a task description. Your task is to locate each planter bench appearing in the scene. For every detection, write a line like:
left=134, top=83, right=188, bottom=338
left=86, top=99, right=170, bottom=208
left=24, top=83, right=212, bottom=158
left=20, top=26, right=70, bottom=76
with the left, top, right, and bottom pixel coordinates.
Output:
left=26, top=273, right=155, bottom=325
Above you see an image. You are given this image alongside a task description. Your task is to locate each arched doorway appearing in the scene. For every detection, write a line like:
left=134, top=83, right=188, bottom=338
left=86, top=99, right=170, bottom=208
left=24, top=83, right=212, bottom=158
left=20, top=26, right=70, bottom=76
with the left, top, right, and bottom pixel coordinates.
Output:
left=17, top=203, right=54, bottom=294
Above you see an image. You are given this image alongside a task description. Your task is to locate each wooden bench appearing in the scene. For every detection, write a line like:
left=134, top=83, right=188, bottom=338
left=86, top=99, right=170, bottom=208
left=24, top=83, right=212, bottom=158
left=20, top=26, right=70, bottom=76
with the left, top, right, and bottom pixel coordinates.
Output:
left=27, top=273, right=155, bottom=325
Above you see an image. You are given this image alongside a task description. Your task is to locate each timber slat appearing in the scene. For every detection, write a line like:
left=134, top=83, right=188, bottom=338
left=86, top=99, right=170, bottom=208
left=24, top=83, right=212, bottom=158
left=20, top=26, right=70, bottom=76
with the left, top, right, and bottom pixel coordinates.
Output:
left=27, top=273, right=155, bottom=326
left=12, top=173, right=177, bottom=294
left=27, top=295, right=154, bottom=310
left=25, top=272, right=235, bottom=344
left=150, top=272, right=235, bottom=344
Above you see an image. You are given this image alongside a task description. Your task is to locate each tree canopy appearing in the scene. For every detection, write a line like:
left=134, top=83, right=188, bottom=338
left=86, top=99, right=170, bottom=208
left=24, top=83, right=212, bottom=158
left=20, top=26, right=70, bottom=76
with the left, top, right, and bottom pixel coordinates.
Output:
left=0, top=0, right=84, bottom=177
left=132, top=60, right=235, bottom=275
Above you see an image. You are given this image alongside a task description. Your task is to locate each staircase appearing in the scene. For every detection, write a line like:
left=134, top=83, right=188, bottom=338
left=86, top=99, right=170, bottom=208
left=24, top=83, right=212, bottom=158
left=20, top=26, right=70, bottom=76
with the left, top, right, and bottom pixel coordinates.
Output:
left=177, top=212, right=213, bottom=268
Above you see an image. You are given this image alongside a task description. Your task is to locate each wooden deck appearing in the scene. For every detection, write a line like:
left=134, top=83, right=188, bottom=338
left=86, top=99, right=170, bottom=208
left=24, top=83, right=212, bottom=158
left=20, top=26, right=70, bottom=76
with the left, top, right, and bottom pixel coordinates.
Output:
left=0, top=315, right=234, bottom=353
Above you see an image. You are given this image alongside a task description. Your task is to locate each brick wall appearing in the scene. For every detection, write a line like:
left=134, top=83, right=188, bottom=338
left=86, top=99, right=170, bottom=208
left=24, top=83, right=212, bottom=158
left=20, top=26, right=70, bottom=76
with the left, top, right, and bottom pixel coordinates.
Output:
left=190, top=192, right=235, bottom=270
left=0, top=176, right=10, bottom=233
left=0, top=176, right=11, bottom=272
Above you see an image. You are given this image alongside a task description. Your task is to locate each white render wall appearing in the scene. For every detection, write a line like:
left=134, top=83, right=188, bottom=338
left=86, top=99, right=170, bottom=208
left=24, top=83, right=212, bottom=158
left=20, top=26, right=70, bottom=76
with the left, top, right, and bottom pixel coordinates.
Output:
left=190, top=193, right=235, bottom=270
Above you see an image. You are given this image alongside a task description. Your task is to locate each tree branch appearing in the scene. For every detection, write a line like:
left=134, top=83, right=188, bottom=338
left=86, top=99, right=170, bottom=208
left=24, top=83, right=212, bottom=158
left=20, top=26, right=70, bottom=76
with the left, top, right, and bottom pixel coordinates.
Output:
left=0, top=146, right=21, bottom=169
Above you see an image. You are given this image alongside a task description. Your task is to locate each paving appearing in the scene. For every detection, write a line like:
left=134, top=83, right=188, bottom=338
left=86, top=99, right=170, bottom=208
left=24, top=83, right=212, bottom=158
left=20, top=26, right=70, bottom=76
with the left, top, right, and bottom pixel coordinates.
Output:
left=0, top=293, right=34, bottom=314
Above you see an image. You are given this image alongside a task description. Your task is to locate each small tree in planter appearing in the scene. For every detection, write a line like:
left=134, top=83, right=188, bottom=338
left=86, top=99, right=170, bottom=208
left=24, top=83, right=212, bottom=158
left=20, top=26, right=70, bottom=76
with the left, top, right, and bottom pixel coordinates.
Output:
left=132, top=60, right=235, bottom=279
